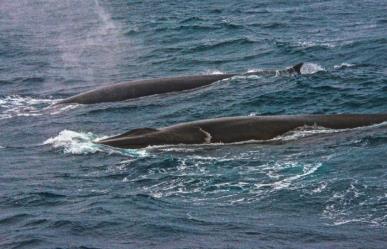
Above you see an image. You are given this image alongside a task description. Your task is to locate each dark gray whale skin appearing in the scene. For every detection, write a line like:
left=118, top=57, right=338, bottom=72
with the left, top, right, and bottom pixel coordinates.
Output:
left=96, top=114, right=387, bottom=149
left=57, top=63, right=304, bottom=104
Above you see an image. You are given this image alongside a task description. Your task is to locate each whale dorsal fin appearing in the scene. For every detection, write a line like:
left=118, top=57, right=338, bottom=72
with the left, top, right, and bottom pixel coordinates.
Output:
left=291, top=63, right=304, bottom=74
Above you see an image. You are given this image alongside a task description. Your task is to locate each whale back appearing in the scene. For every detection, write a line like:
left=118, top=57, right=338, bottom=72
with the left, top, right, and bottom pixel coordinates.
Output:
left=58, top=74, right=235, bottom=104
left=97, top=125, right=212, bottom=148
left=96, top=114, right=387, bottom=149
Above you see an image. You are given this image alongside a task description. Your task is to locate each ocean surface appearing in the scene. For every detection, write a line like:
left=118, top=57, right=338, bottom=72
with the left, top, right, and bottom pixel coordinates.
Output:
left=1, top=0, right=387, bottom=248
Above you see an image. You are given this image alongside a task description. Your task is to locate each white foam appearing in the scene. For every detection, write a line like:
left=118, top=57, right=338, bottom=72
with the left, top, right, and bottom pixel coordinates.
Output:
left=44, top=130, right=103, bottom=154
left=0, top=95, right=57, bottom=120
left=231, top=74, right=261, bottom=80
left=44, top=129, right=148, bottom=156
left=0, top=95, right=82, bottom=120
left=298, top=41, right=336, bottom=48
left=151, top=147, right=200, bottom=153
left=299, top=62, right=326, bottom=75
left=272, top=125, right=341, bottom=142
left=334, top=63, right=355, bottom=69
left=255, top=162, right=322, bottom=190
left=312, top=181, right=328, bottom=193
left=47, top=103, right=79, bottom=115
left=331, top=217, right=375, bottom=226
left=205, top=70, right=225, bottom=75
left=185, top=155, right=234, bottom=162
left=246, top=68, right=264, bottom=73
left=322, top=180, right=386, bottom=226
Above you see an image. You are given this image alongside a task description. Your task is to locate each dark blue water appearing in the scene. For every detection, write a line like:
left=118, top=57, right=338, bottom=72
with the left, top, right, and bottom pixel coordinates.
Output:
left=1, top=0, right=387, bottom=248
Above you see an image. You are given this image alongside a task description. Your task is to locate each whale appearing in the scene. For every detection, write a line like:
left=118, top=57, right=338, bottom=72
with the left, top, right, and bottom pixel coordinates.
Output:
left=95, top=114, right=387, bottom=149
left=57, top=63, right=304, bottom=105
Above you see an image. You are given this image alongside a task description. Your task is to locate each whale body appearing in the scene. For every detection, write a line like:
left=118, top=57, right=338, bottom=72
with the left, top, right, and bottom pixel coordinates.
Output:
left=96, top=114, right=387, bottom=149
left=57, top=63, right=304, bottom=105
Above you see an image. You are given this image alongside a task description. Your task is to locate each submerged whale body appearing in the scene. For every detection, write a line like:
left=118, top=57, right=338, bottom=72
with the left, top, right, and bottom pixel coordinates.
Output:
left=57, top=63, right=304, bottom=105
left=96, top=114, right=387, bottom=149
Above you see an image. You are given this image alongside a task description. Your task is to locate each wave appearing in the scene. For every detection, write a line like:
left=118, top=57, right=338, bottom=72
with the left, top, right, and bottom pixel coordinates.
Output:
left=323, top=180, right=386, bottom=226
left=0, top=95, right=79, bottom=120
left=0, top=95, right=56, bottom=120
left=254, top=161, right=322, bottom=191
left=275, top=40, right=338, bottom=52
left=130, top=155, right=324, bottom=204
left=333, top=62, right=355, bottom=69
left=297, top=41, right=336, bottom=48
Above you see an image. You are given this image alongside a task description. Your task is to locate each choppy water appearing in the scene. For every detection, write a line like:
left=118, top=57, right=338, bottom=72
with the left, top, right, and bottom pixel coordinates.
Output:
left=1, top=0, right=387, bottom=248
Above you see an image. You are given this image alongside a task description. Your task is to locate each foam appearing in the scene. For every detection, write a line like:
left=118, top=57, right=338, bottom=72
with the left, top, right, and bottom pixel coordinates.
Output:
left=0, top=95, right=57, bottom=120
left=322, top=181, right=386, bottom=226
left=43, top=129, right=148, bottom=157
left=207, top=70, right=225, bottom=75
left=333, top=63, right=355, bottom=69
left=298, top=41, right=336, bottom=48
left=272, top=125, right=341, bottom=141
left=299, top=62, right=326, bottom=74
left=255, top=162, right=322, bottom=190
left=43, top=129, right=104, bottom=154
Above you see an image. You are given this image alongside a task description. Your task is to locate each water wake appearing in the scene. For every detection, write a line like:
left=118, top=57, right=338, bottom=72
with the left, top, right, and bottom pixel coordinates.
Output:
left=0, top=95, right=79, bottom=120
left=0, top=95, right=55, bottom=120
left=254, top=161, right=322, bottom=190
